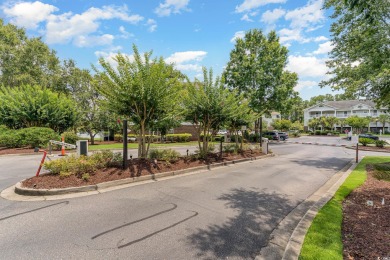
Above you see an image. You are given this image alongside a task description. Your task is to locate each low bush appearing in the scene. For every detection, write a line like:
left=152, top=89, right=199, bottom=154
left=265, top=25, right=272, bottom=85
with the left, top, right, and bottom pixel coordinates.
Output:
left=314, top=130, right=321, bottom=135
left=148, top=149, right=181, bottom=162
left=291, top=132, right=301, bottom=137
left=359, top=138, right=375, bottom=146
left=43, top=150, right=121, bottom=176
left=372, top=163, right=390, bottom=181
left=166, top=133, right=192, bottom=142
left=20, top=127, right=59, bottom=148
left=375, top=140, right=387, bottom=148
left=223, top=143, right=239, bottom=154
left=114, top=134, right=123, bottom=142
left=62, top=131, right=79, bottom=144
left=0, top=127, right=59, bottom=148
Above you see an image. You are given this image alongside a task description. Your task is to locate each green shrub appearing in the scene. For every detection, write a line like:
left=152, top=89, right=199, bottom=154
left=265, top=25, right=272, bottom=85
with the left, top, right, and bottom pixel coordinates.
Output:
left=62, top=131, right=79, bottom=144
left=82, top=173, right=90, bottom=181
left=43, top=150, right=121, bottom=176
left=314, top=130, right=321, bottom=135
left=230, top=135, right=242, bottom=142
left=223, top=143, right=239, bottom=154
left=0, top=130, right=22, bottom=148
left=114, top=134, right=123, bottom=142
left=372, top=163, right=390, bottom=181
left=0, top=127, right=59, bottom=148
left=375, top=140, right=387, bottom=148
left=359, top=138, right=374, bottom=146
left=19, top=127, right=59, bottom=148
left=166, top=133, right=192, bottom=142
left=291, top=132, right=301, bottom=137
left=0, top=125, right=9, bottom=133
left=148, top=149, right=181, bottom=162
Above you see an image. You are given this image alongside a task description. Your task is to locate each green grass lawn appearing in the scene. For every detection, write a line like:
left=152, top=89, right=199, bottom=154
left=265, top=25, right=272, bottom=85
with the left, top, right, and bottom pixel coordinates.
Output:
left=299, top=156, right=389, bottom=259
left=88, top=141, right=201, bottom=151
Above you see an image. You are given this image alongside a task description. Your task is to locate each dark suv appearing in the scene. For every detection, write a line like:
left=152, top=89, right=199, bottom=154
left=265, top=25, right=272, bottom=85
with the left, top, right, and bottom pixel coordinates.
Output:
left=263, top=132, right=279, bottom=140
left=277, top=132, right=289, bottom=141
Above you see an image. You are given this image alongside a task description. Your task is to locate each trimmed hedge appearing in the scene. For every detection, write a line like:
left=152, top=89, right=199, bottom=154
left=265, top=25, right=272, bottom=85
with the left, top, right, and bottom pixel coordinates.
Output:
left=0, top=127, right=59, bottom=148
left=166, top=133, right=192, bottom=142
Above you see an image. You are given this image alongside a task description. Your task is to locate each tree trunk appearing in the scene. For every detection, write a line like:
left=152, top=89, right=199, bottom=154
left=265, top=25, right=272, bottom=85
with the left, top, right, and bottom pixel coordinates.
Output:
left=89, top=132, right=95, bottom=145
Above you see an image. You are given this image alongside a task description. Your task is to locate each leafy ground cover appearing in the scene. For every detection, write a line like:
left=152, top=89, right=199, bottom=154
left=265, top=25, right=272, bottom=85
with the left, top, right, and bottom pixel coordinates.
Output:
left=299, top=157, right=390, bottom=259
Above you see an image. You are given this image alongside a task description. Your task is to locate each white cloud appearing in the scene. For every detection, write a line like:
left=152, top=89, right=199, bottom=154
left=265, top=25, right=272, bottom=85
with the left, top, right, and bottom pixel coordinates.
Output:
left=235, top=0, right=287, bottom=13
left=155, top=0, right=190, bottom=17
left=287, top=55, right=328, bottom=78
left=146, top=19, right=157, bottom=32
left=175, top=63, right=202, bottom=72
left=241, top=14, right=253, bottom=22
left=314, top=36, right=328, bottom=42
left=118, top=26, right=134, bottom=39
left=45, top=5, right=144, bottom=45
left=295, top=80, right=317, bottom=91
left=285, top=0, right=324, bottom=29
left=278, top=28, right=310, bottom=43
left=74, top=34, right=114, bottom=47
left=3, top=1, right=58, bottom=29
left=261, top=8, right=285, bottom=24
left=165, top=51, right=207, bottom=64
left=165, top=51, right=207, bottom=72
left=95, top=50, right=135, bottom=67
left=230, top=31, right=245, bottom=43
left=312, top=41, right=333, bottom=55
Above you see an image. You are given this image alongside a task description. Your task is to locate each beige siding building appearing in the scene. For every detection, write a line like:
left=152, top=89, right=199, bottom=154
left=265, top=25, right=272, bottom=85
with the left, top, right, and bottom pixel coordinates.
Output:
left=304, top=100, right=389, bottom=132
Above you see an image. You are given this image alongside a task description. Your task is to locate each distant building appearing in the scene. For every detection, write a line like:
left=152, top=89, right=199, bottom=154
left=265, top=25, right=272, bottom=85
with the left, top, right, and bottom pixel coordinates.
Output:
left=263, top=112, right=281, bottom=129
left=304, top=100, right=389, bottom=132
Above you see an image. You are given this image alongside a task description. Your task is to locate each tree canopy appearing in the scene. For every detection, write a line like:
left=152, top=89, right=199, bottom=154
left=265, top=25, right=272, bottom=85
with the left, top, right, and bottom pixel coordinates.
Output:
left=322, top=0, right=390, bottom=104
left=223, top=29, right=298, bottom=115
left=0, top=19, right=62, bottom=90
left=0, top=85, right=77, bottom=132
left=95, top=44, right=185, bottom=158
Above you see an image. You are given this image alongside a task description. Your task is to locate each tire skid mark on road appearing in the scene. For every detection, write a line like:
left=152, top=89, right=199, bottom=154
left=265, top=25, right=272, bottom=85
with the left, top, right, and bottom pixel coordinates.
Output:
left=117, top=211, right=199, bottom=249
left=91, top=203, right=177, bottom=239
left=0, top=201, right=69, bottom=221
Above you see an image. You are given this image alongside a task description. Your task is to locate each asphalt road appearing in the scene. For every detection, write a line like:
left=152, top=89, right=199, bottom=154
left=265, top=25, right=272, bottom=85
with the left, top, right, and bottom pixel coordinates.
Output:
left=0, top=139, right=388, bottom=259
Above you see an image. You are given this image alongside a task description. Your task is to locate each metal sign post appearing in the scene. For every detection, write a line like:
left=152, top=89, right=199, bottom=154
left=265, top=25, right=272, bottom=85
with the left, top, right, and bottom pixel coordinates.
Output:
left=123, top=120, right=128, bottom=169
left=351, top=135, right=359, bottom=163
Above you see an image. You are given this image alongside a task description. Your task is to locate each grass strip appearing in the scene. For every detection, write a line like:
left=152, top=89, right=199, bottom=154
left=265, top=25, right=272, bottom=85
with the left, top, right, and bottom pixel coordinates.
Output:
left=299, top=156, right=389, bottom=259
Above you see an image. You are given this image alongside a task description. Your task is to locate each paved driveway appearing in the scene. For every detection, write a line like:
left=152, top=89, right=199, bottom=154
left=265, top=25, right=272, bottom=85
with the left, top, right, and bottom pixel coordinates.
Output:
left=0, top=140, right=387, bottom=259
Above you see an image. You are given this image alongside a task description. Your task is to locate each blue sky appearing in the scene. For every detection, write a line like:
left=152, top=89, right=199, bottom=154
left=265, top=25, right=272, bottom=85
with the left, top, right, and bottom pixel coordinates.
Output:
left=1, top=0, right=339, bottom=100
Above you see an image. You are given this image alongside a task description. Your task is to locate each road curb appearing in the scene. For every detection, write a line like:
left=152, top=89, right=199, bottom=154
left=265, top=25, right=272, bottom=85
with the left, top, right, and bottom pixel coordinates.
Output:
left=11, top=154, right=274, bottom=198
left=256, top=159, right=358, bottom=260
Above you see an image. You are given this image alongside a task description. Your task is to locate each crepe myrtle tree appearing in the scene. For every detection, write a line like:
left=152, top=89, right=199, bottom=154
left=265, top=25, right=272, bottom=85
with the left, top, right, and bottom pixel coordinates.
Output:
left=94, top=44, right=185, bottom=158
left=184, top=67, right=239, bottom=156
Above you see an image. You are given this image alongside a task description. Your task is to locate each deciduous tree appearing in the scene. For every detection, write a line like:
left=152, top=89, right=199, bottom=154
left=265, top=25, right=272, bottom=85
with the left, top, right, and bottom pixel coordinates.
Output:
left=321, top=0, right=390, bottom=103
left=95, top=44, right=184, bottom=158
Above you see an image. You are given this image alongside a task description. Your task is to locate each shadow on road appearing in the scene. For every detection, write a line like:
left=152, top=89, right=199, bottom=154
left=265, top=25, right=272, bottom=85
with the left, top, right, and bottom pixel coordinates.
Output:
left=187, top=188, right=294, bottom=259
left=291, top=157, right=350, bottom=171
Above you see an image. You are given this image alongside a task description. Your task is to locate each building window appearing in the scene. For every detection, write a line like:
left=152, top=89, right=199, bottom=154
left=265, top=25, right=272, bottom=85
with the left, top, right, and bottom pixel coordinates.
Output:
left=344, top=111, right=348, bottom=116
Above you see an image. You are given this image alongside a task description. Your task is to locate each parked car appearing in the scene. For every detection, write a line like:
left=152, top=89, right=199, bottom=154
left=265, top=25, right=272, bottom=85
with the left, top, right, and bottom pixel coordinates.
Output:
left=263, top=131, right=280, bottom=140
left=358, top=134, right=379, bottom=140
left=277, top=132, right=289, bottom=141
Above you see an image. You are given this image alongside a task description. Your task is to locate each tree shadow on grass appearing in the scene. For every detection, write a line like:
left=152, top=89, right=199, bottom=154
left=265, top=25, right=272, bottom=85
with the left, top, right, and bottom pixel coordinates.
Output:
left=187, top=188, right=294, bottom=259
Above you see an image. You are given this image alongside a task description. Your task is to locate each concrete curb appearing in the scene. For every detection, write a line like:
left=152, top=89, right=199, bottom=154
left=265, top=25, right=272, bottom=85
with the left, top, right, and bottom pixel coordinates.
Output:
left=12, top=154, right=274, bottom=197
left=256, top=159, right=358, bottom=260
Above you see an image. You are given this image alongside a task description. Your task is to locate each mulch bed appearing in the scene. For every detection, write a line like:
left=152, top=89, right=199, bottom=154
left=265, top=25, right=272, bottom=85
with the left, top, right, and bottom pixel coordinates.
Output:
left=21, top=150, right=263, bottom=189
left=342, top=165, right=390, bottom=259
